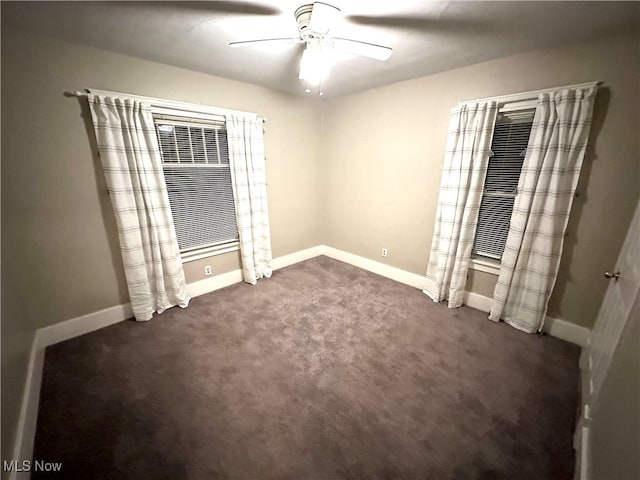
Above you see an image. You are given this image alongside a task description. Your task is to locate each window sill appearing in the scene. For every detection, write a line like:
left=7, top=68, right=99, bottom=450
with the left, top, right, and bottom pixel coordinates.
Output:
left=470, top=257, right=501, bottom=276
left=180, top=242, right=239, bottom=263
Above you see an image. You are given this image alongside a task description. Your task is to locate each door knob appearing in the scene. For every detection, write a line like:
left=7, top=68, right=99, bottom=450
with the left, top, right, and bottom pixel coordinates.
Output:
left=604, top=271, right=620, bottom=280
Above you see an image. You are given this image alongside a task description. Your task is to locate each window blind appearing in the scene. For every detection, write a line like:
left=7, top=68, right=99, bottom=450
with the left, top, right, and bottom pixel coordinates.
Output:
left=473, top=109, right=535, bottom=259
left=154, top=115, right=238, bottom=253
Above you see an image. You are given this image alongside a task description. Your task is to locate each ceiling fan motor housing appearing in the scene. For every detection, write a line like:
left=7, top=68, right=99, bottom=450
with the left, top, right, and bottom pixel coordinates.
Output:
left=229, top=1, right=392, bottom=94
left=294, top=4, right=314, bottom=38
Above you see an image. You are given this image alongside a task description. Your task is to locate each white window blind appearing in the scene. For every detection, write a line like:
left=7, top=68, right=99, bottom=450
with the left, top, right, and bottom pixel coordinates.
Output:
left=473, top=109, right=535, bottom=260
left=154, top=114, right=239, bottom=257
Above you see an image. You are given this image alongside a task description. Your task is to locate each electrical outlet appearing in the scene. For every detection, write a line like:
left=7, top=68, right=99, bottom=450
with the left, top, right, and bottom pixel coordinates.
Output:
left=381, top=248, right=388, bottom=257
left=204, top=265, right=212, bottom=276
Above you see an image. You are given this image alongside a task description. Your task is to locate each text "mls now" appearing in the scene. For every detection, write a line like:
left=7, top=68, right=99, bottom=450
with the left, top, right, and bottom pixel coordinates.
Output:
left=3, top=460, right=63, bottom=473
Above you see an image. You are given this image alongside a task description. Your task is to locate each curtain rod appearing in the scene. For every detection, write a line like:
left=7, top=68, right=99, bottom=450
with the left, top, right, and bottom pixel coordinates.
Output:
left=67, top=89, right=266, bottom=123
left=459, top=81, right=601, bottom=106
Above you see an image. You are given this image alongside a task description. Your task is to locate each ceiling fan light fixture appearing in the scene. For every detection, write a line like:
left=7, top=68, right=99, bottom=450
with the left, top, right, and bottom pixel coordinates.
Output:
left=298, top=46, right=331, bottom=85
left=229, top=2, right=393, bottom=94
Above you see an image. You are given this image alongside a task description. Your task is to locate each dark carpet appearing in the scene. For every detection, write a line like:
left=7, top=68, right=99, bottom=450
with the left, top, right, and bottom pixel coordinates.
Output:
left=33, top=256, right=580, bottom=479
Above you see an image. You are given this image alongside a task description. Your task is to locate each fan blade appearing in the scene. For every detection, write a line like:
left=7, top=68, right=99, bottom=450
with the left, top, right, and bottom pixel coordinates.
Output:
left=229, top=38, right=302, bottom=48
left=330, top=38, right=392, bottom=61
left=126, top=2, right=281, bottom=16
left=200, top=1, right=280, bottom=16
left=346, top=15, right=488, bottom=33
left=309, top=2, right=341, bottom=35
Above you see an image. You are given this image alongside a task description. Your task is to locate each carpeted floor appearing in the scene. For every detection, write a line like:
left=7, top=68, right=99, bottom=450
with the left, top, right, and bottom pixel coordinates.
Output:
left=33, top=256, right=580, bottom=479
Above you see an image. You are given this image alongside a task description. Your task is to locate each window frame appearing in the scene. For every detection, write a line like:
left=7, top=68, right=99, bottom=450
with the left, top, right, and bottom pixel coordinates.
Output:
left=470, top=99, right=538, bottom=274
left=151, top=106, right=240, bottom=263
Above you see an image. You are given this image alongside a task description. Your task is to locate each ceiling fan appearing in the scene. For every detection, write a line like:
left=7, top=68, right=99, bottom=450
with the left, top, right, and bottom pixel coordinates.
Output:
left=229, top=2, right=393, bottom=94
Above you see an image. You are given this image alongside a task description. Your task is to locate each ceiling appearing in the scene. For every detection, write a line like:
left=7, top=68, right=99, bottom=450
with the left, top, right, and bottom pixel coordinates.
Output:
left=3, top=1, right=639, bottom=98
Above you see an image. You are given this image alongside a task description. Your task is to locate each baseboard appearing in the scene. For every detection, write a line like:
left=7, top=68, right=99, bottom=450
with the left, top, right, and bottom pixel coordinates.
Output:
left=30, top=243, right=587, bottom=351
left=544, top=317, right=590, bottom=347
left=461, top=291, right=588, bottom=347
left=185, top=269, right=244, bottom=298
left=12, top=243, right=588, bottom=471
left=186, top=246, right=324, bottom=297
left=271, top=245, right=325, bottom=270
left=574, top=321, right=593, bottom=480
left=577, top=424, right=591, bottom=480
left=574, top=405, right=592, bottom=479
left=9, top=246, right=326, bottom=469
left=322, top=246, right=426, bottom=289
left=37, top=303, right=133, bottom=349
left=321, top=247, right=588, bottom=347
left=462, top=291, right=493, bottom=313
left=9, top=333, right=46, bottom=480
left=38, top=246, right=325, bottom=349
left=52, top=246, right=576, bottom=352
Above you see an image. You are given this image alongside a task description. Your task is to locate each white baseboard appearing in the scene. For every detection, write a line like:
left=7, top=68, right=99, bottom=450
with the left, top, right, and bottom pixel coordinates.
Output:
left=38, top=246, right=325, bottom=350
left=11, top=243, right=589, bottom=471
left=461, top=291, right=588, bottom=347
left=185, top=269, right=244, bottom=298
left=186, top=246, right=325, bottom=298
left=9, top=334, right=46, bottom=480
left=318, top=247, right=588, bottom=346
left=462, top=291, right=493, bottom=313
left=9, top=246, right=325, bottom=470
left=271, top=245, right=324, bottom=270
left=37, top=303, right=133, bottom=348
left=578, top=424, right=591, bottom=480
left=28, top=243, right=589, bottom=351
left=321, top=247, right=588, bottom=347
left=544, top=316, right=590, bottom=347
left=574, top=342, right=593, bottom=480
left=322, top=246, right=427, bottom=289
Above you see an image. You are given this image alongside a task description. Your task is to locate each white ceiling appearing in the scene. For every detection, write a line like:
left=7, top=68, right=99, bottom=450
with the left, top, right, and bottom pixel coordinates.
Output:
left=3, top=1, right=639, bottom=98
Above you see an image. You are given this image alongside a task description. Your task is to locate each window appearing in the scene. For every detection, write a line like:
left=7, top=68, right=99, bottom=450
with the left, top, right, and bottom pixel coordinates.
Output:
left=153, top=113, right=239, bottom=262
left=472, top=108, right=535, bottom=261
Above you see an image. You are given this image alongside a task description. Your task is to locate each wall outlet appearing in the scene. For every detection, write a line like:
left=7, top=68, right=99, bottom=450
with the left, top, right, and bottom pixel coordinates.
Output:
left=381, top=248, right=388, bottom=257
left=204, top=265, right=212, bottom=276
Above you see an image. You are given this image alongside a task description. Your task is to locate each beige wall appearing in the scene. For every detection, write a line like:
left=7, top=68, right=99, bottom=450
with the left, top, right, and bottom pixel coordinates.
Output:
left=2, top=26, right=637, bottom=331
left=1, top=20, right=638, bottom=473
left=1, top=28, right=320, bottom=463
left=1, top=234, right=36, bottom=470
left=321, top=29, right=640, bottom=329
left=1, top=28, right=637, bottom=333
left=1, top=279, right=35, bottom=474
left=3, top=27, right=636, bottom=333
left=1, top=28, right=322, bottom=330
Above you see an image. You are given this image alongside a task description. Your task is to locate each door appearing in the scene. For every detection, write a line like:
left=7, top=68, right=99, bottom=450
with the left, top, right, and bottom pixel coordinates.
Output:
left=587, top=199, right=640, bottom=403
left=575, top=199, right=640, bottom=480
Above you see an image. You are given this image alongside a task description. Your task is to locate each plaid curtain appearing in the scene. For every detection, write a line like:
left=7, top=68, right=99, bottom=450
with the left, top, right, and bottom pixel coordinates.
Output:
left=88, top=95, right=189, bottom=321
left=424, top=102, right=498, bottom=307
left=226, top=115, right=273, bottom=284
left=489, top=87, right=597, bottom=332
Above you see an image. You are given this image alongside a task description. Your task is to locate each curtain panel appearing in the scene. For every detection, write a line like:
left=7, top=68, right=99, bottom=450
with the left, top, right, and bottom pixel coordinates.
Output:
left=88, top=94, right=190, bottom=321
left=489, top=86, right=598, bottom=332
left=226, top=115, right=273, bottom=284
left=424, top=101, right=498, bottom=307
